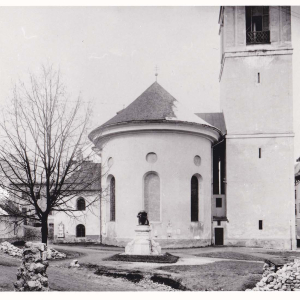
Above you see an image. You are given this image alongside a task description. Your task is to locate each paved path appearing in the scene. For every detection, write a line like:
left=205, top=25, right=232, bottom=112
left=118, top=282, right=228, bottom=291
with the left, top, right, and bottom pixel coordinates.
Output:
left=49, top=243, right=221, bottom=271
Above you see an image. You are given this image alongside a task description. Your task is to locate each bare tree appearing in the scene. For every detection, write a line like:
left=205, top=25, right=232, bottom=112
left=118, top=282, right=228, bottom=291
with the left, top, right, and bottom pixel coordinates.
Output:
left=0, top=65, right=101, bottom=244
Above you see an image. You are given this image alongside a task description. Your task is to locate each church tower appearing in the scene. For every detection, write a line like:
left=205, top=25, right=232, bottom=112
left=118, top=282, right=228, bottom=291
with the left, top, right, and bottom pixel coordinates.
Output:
left=219, top=6, right=296, bottom=249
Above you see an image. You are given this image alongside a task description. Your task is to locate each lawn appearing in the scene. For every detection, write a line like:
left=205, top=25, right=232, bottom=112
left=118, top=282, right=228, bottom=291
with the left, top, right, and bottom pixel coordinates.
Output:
left=194, top=251, right=265, bottom=262
left=0, top=246, right=277, bottom=291
left=158, top=260, right=264, bottom=291
left=265, top=251, right=300, bottom=258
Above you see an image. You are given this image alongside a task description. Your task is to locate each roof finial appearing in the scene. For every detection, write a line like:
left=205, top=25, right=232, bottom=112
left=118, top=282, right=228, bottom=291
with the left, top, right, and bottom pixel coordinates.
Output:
left=155, top=65, right=159, bottom=82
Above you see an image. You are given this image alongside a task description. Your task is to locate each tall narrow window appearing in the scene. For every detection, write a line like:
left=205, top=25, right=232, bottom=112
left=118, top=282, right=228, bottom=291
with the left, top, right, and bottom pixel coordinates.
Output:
left=191, top=176, right=199, bottom=222
left=144, top=173, right=160, bottom=222
left=258, top=73, right=260, bottom=83
left=218, top=159, right=221, bottom=194
left=259, top=148, right=262, bottom=158
left=110, top=176, right=116, bottom=221
left=76, top=224, right=85, bottom=237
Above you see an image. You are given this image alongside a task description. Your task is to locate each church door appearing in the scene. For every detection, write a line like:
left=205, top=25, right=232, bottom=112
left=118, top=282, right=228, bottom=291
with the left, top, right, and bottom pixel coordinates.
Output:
left=214, top=228, right=224, bottom=246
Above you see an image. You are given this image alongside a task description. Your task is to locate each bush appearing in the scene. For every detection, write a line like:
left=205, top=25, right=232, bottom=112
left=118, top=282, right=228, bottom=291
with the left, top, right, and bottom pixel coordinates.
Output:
left=23, top=225, right=42, bottom=241
left=12, top=240, right=26, bottom=246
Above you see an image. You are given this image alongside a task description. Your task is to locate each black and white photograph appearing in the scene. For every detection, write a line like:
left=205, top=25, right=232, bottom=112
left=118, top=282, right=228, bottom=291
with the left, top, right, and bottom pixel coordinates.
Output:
left=1, top=2, right=300, bottom=293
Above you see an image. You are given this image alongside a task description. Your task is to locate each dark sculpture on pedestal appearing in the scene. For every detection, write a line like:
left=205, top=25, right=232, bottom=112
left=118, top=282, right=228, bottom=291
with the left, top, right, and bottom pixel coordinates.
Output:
left=137, top=210, right=149, bottom=225
left=125, top=210, right=161, bottom=255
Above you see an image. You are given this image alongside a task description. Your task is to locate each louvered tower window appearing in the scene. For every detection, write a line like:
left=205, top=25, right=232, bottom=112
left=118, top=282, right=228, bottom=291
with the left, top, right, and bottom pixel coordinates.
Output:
left=246, top=6, right=270, bottom=44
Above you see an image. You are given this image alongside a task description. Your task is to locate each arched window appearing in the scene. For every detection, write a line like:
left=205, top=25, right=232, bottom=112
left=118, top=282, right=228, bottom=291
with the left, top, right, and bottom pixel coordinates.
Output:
left=191, top=175, right=199, bottom=222
left=110, top=176, right=116, bottom=221
left=76, top=224, right=85, bottom=237
left=144, top=172, right=160, bottom=222
left=77, top=198, right=86, bottom=211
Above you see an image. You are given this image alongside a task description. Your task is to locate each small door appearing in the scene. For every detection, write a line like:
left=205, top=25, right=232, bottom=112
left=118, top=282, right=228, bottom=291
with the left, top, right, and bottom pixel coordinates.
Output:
left=215, top=228, right=224, bottom=246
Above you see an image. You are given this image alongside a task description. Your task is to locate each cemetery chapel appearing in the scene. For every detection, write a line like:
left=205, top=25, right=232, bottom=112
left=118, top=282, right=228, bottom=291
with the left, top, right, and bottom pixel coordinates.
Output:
left=88, top=6, right=295, bottom=250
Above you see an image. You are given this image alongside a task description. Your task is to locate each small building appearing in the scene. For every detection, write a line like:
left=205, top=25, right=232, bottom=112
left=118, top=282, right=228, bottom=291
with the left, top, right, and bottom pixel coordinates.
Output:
left=2, top=161, right=101, bottom=243
left=0, top=201, right=24, bottom=242
left=52, top=161, right=101, bottom=242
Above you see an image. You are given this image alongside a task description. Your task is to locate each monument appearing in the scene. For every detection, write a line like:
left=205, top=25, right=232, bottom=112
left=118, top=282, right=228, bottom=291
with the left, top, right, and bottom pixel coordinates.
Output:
left=125, top=211, right=161, bottom=255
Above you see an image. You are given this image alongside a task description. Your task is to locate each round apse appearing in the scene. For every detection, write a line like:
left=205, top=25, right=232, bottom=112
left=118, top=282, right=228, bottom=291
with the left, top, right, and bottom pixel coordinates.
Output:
left=146, top=152, right=157, bottom=163
left=194, top=155, right=201, bottom=166
left=108, top=157, right=114, bottom=167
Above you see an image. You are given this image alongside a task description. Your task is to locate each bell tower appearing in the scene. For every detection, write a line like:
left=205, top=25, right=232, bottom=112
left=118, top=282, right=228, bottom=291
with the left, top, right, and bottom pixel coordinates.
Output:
left=219, top=6, right=295, bottom=249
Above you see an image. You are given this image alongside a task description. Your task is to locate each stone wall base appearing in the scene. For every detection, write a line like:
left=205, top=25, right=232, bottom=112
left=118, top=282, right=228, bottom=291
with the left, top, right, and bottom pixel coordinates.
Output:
left=54, top=235, right=100, bottom=243
left=225, top=238, right=297, bottom=250
left=102, top=237, right=211, bottom=248
left=102, top=236, right=297, bottom=250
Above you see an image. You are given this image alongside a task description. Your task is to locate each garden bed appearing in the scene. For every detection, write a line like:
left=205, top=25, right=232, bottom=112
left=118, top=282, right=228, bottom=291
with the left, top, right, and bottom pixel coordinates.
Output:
left=104, top=252, right=179, bottom=263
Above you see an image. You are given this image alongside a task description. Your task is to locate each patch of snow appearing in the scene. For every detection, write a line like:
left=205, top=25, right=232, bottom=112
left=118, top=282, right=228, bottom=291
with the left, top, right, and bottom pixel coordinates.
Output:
left=166, top=100, right=214, bottom=127
left=0, top=187, right=9, bottom=201
left=0, top=207, right=8, bottom=215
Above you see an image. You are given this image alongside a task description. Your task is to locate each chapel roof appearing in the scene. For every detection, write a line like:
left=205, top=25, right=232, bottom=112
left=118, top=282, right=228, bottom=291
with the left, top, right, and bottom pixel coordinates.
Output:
left=89, top=82, right=221, bottom=139
left=63, top=161, right=101, bottom=192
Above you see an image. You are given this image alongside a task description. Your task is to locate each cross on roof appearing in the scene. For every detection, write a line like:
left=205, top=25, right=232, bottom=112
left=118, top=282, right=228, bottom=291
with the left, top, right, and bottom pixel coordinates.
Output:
left=155, top=65, right=159, bottom=82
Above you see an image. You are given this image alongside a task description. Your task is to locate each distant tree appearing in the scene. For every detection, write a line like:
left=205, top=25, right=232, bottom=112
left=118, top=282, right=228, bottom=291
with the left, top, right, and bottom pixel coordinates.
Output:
left=0, top=65, right=101, bottom=244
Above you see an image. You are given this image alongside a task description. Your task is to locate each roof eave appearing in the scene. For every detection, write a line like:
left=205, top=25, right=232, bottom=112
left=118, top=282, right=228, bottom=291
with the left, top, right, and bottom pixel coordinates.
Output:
left=90, top=119, right=223, bottom=145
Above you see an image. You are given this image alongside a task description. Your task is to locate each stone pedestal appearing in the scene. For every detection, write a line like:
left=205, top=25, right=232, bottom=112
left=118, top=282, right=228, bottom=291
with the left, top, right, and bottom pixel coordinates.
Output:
left=125, top=225, right=161, bottom=255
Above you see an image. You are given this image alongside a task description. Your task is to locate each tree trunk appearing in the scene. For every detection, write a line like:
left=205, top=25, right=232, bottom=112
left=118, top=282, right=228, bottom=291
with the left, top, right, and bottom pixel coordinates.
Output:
left=41, top=215, right=48, bottom=245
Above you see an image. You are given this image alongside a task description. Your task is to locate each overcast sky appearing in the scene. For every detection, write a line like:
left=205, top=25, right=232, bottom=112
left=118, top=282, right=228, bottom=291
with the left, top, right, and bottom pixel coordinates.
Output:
left=1, top=6, right=300, bottom=159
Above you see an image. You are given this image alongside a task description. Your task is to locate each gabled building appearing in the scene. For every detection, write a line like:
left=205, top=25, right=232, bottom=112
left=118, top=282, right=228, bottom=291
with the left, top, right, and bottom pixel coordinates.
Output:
left=0, top=200, right=24, bottom=241
left=52, top=161, right=101, bottom=242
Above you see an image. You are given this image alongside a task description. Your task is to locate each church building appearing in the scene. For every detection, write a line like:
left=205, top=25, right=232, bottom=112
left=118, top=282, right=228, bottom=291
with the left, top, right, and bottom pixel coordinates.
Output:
left=89, top=6, right=296, bottom=250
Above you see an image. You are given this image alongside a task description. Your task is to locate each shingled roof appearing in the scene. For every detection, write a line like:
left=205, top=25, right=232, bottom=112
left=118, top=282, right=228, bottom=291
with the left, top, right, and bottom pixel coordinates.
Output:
left=89, top=82, right=220, bottom=139
left=195, top=113, right=227, bottom=135
left=0, top=200, right=21, bottom=216
left=64, top=161, right=101, bottom=192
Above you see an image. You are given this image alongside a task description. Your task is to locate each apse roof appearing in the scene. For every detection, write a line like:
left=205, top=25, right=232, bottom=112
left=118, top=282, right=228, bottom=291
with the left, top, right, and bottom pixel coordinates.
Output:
left=89, top=82, right=221, bottom=138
